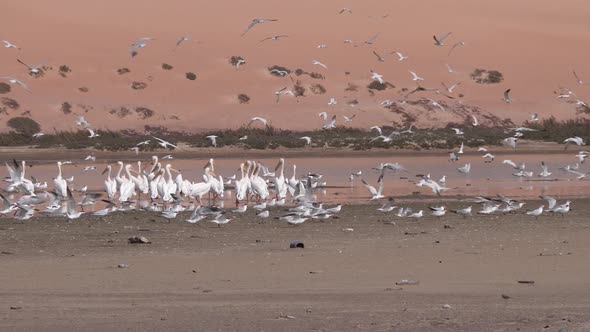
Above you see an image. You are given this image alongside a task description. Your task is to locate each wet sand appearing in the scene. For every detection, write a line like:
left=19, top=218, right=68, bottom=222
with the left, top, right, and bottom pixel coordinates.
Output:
left=1, top=201, right=590, bottom=331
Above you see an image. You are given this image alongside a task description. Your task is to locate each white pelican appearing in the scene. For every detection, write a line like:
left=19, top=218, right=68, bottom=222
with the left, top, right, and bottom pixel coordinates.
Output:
left=54, top=161, right=68, bottom=198
left=273, top=158, right=288, bottom=199
left=102, top=165, right=117, bottom=199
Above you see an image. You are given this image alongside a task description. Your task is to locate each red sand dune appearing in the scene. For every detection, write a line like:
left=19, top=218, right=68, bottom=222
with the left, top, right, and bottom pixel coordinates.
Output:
left=1, top=0, right=589, bottom=132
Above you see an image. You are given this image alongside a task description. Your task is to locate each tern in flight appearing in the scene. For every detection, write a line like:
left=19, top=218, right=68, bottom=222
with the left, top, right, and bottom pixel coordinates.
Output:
left=409, top=71, right=424, bottom=81
left=17, top=59, right=44, bottom=74
left=259, top=35, right=288, bottom=43
left=242, top=18, right=278, bottom=36
left=433, top=32, right=452, bottom=46
left=0, top=77, right=31, bottom=92
left=2, top=40, right=21, bottom=50
left=312, top=60, right=328, bottom=69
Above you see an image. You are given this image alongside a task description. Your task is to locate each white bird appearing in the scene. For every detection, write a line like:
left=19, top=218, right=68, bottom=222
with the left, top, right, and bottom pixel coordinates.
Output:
left=576, top=152, right=589, bottom=164
left=257, top=210, right=270, bottom=218
left=446, top=64, right=456, bottom=74
left=538, top=161, right=552, bottom=177
left=248, top=117, right=268, bottom=127
left=312, top=60, right=327, bottom=69
left=343, top=114, right=356, bottom=122
left=175, top=36, right=190, bottom=48
left=370, top=126, right=383, bottom=135
left=564, top=136, right=586, bottom=149
left=17, top=59, right=44, bottom=74
left=361, top=175, right=385, bottom=200
left=235, top=58, right=246, bottom=69
left=76, top=116, right=90, bottom=128
left=2, top=40, right=21, bottom=50
left=274, top=87, right=287, bottom=103
left=339, top=7, right=352, bottom=14
left=242, top=18, right=278, bottom=36
left=530, top=113, right=539, bottom=122
left=441, top=82, right=460, bottom=93
left=409, top=71, right=424, bottom=81
left=452, top=206, right=472, bottom=218
left=483, top=153, right=495, bottom=162
left=83, top=166, right=96, bottom=172
left=394, top=52, right=409, bottom=61
left=457, top=163, right=471, bottom=174
left=526, top=206, right=544, bottom=219
left=471, top=114, right=479, bottom=126
left=32, top=132, right=44, bottom=138
left=573, top=70, right=584, bottom=85
left=448, top=41, right=465, bottom=56
left=66, top=188, right=84, bottom=220
left=239, top=135, right=248, bottom=141
left=152, top=136, right=177, bottom=149
left=328, top=98, right=337, bottom=105
left=416, top=178, right=447, bottom=196
left=233, top=205, right=248, bottom=213
left=84, top=155, right=96, bottom=162
left=300, top=136, right=312, bottom=145
left=87, top=128, right=100, bottom=138
left=427, top=98, right=446, bottom=112
left=433, top=32, right=452, bottom=46
left=206, top=135, right=218, bottom=147
left=319, top=112, right=328, bottom=121
left=457, top=142, right=465, bottom=154
left=503, top=137, right=518, bottom=150
left=162, top=155, right=174, bottom=160
left=130, top=37, right=155, bottom=57
left=451, top=128, right=464, bottom=135
left=406, top=210, right=424, bottom=219
left=371, top=70, right=384, bottom=84
left=210, top=214, right=232, bottom=227
left=430, top=206, right=447, bottom=217
left=503, top=89, right=512, bottom=103
left=322, top=115, right=337, bottom=129
left=0, top=77, right=31, bottom=92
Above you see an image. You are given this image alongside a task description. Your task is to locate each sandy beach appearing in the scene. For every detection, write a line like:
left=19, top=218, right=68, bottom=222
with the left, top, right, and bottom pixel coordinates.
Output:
left=1, top=201, right=590, bottom=331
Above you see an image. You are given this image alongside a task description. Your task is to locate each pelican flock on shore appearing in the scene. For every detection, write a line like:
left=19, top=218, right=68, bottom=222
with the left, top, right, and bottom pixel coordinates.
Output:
left=0, top=5, right=587, bottom=225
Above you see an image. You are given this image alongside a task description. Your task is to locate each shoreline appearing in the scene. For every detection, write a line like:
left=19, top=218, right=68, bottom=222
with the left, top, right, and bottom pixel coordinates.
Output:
left=0, top=141, right=570, bottom=162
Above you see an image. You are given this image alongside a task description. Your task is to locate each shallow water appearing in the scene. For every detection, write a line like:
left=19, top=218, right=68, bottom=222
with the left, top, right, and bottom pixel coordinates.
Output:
left=12, top=152, right=590, bottom=205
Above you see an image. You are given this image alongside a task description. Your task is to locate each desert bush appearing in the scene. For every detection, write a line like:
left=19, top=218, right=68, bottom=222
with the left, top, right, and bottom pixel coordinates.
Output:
left=59, top=65, right=71, bottom=78
left=2, top=98, right=19, bottom=110
left=310, top=84, right=326, bottom=94
left=117, top=68, right=130, bottom=75
left=268, top=65, right=291, bottom=77
left=162, top=63, right=173, bottom=70
left=78, top=87, right=89, bottom=93
left=238, top=94, right=250, bottom=104
left=185, top=72, right=197, bottom=80
left=293, top=81, right=305, bottom=97
left=7, top=117, right=41, bottom=135
left=229, top=56, right=245, bottom=66
left=61, top=102, right=72, bottom=114
left=110, top=107, right=132, bottom=118
left=367, top=81, right=394, bottom=91
left=0, top=83, right=10, bottom=94
left=135, top=107, right=155, bottom=119
left=470, top=68, right=504, bottom=84
left=309, top=72, right=325, bottom=80
left=345, top=83, right=358, bottom=92
left=131, top=82, right=147, bottom=90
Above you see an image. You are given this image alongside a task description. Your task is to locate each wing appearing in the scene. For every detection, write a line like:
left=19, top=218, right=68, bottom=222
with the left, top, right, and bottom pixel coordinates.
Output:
left=242, top=21, right=258, bottom=36
left=504, top=89, right=511, bottom=99
left=372, top=51, right=382, bottom=60
left=16, top=59, right=32, bottom=70
left=66, top=188, right=76, bottom=213
left=328, top=115, right=337, bottom=126
left=438, top=32, right=452, bottom=42
left=540, top=195, right=556, bottom=209
left=376, top=175, right=384, bottom=195
left=361, top=179, right=377, bottom=196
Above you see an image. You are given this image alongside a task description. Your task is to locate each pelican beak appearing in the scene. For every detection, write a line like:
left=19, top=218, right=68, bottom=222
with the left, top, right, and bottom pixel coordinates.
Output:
left=203, top=161, right=211, bottom=170
left=274, top=162, right=281, bottom=172
left=101, top=166, right=109, bottom=175
left=210, top=171, right=217, bottom=177
left=170, top=167, right=180, bottom=173
left=129, top=169, right=139, bottom=175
